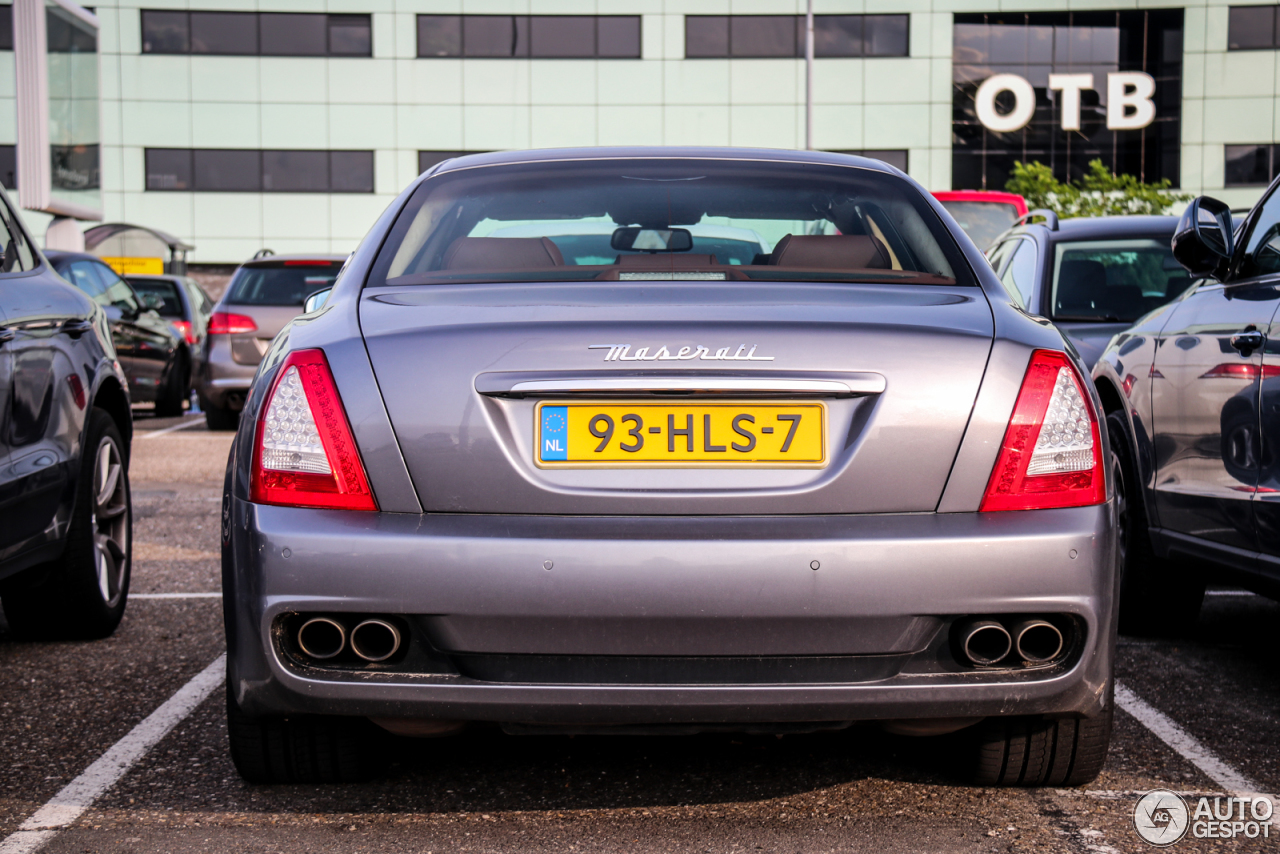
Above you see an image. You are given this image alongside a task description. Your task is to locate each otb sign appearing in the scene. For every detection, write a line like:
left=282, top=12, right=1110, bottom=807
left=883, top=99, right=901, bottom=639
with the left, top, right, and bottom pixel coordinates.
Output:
left=975, top=72, right=1156, bottom=134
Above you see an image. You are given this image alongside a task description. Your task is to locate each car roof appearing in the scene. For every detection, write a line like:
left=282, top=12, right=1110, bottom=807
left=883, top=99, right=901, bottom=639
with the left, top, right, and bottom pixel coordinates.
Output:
left=1018, top=214, right=1180, bottom=241
left=43, top=249, right=104, bottom=265
left=126, top=274, right=185, bottom=283
left=241, top=253, right=347, bottom=267
left=430, top=146, right=900, bottom=176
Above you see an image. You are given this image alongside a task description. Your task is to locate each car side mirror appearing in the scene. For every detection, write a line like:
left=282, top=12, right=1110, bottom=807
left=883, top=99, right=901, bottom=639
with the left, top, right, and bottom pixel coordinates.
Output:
left=610, top=227, right=694, bottom=253
left=1172, top=196, right=1234, bottom=279
left=303, top=288, right=332, bottom=313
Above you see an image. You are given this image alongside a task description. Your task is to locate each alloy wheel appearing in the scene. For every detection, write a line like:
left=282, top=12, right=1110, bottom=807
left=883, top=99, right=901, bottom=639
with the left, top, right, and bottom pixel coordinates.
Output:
left=91, top=436, right=129, bottom=606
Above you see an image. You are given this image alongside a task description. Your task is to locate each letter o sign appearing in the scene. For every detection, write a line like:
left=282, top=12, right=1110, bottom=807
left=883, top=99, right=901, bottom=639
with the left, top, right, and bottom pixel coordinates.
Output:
left=975, top=73, right=1036, bottom=133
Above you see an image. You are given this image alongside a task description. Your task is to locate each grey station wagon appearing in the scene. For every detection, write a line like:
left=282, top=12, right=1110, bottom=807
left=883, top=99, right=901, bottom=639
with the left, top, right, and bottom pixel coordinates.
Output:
left=222, top=148, right=1117, bottom=787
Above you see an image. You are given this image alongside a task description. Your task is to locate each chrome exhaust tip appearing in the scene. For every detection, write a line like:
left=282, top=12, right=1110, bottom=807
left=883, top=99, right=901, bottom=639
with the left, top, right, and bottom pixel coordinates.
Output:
left=297, top=617, right=346, bottom=660
left=350, top=619, right=402, bottom=662
left=958, top=620, right=1012, bottom=666
left=1013, top=619, right=1064, bottom=663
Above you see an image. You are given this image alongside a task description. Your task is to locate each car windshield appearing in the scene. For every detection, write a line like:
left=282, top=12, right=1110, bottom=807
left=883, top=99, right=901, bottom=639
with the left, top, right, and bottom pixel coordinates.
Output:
left=368, top=159, right=969, bottom=287
left=938, top=201, right=1019, bottom=251
left=127, top=278, right=183, bottom=317
left=1051, top=238, right=1191, bottom=323
left=226, top=261, right=343, bottom=306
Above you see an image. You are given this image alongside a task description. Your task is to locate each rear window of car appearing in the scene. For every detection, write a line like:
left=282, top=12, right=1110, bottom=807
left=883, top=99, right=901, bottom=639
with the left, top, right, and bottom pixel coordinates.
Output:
left=938, top=201, right=1020, bottom=252
left=1051, top=238, right=1191, bottom=323
left=367, top=158, right=970, bottom=288
left=127, top=278, right=184, bottom=317
left=225, top=261, right=343, bottom=306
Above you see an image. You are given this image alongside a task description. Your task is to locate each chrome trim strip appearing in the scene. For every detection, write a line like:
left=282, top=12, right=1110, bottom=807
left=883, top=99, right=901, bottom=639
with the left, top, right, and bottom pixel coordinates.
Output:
left=505, top=376, right=885, bottom=395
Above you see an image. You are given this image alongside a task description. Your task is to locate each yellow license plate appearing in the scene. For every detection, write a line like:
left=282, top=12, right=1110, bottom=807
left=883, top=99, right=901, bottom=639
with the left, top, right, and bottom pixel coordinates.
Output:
left=535, top=401, right=826, bottom=468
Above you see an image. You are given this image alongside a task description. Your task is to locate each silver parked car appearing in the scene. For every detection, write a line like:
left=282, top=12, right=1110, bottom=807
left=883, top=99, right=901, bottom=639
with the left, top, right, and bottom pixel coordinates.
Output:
left=223, top=148, right=1117, bottom=786
left=198, top=253, right=347, bottom=430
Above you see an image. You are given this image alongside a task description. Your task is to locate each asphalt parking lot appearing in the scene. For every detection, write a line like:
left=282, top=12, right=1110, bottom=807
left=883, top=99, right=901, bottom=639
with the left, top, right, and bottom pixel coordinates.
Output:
left=1, top=407, right=1277, bottom=854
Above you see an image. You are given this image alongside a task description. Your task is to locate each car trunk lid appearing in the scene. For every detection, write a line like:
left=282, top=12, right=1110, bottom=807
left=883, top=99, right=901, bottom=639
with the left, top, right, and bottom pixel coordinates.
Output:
left=359, top=281, right=993, bottom=515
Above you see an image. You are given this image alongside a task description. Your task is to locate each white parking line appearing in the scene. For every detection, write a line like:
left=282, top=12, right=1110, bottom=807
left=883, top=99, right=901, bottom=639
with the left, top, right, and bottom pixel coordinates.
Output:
left=1114, top=680, right=1262, bottom=796
left=131, top=592, right=222, bottom=599
left=0, top=655, right=225, bottom=854
left=135, top=416, right=204, bottom=439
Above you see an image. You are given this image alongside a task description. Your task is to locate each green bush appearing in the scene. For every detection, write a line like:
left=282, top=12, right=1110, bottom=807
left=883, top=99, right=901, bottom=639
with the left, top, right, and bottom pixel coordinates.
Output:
left=1005, top=160, right=1191, bottom=219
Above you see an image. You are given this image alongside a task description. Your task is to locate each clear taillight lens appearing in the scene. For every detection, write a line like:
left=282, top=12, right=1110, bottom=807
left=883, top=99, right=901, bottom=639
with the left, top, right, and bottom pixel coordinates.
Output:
left=250, top=349, right=377, bottom=511
left=980, top=349, right=1106, bottom=512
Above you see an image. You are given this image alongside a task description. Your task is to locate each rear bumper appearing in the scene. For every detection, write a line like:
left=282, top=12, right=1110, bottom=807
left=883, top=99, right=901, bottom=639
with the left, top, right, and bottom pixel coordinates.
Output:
left=225, top=502, right=1117, bottom=724
left=199, top=338, right=256, bottom=409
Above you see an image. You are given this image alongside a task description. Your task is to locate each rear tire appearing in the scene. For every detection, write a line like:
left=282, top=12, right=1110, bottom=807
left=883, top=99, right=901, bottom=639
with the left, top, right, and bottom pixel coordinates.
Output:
left=1107, top=410, right=1205, bottom=636
left=1, top=409, right=132, bottom=640
left=969, top=699, right=1113, bottom=786
left=204, top=404, right=240, bottom=431
left=226, top=685, right=387, bottom=784
left=153, top=355, right=188, bottom=418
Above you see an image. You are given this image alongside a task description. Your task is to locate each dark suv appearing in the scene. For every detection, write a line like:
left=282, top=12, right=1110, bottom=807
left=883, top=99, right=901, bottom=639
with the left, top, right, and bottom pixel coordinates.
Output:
left=986, top=214, right=1192, bottom=367
left=1095, top=182, right=1280, bottom=634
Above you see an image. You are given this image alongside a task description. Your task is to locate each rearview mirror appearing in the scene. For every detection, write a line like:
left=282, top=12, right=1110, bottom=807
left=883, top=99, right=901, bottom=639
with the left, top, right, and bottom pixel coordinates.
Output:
left=303, top=288, right=332, bottom=313
left=140, top=293, right=164, bottom=310
left=1172, top=196, right=1234, bottom=279
left=610, top=227, right=694, bottom=253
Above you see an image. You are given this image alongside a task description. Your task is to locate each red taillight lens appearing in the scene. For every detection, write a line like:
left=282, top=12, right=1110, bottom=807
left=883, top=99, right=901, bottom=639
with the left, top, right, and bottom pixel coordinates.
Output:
left=208, top=311, right=257, bottom=335
left=980, top=349, right=1106, bottom=512
left=171, top=319, right=197, bottom=344
left=250, top=349, right=377, bottom=511
left=1199, top=363, right=1280, bottom=380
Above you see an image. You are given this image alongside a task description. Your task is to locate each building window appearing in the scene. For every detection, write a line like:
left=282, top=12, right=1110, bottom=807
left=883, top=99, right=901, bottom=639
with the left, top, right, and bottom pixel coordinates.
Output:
left=144, top=149, right=374, bottom=193
left=685, top=14, right=908, bottom=58
left=415, top=15, right=640, bottom=58
left=141, top=11, right=372, bottom=57
left=826, top=150, right=909, bottom=172
left=1228, top=6, right=1280, bottom=50
left=0, top=5, right=14, bottom=51
left=0, top=144, right=15, bottom=189
left=1225, top=144, right=1279, bottom=186
left=418, top=151, right=486, bottom=173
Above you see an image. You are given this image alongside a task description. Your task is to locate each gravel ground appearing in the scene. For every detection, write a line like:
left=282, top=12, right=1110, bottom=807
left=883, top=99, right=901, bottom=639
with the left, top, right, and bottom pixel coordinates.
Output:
left=1, top=420, right=1277, bottom=853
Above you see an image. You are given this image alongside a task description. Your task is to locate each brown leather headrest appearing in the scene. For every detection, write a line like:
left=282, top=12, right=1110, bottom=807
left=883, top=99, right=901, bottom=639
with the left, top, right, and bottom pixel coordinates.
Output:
left=442, top=237, right=564, bottom=270
left=768, top=234, right=891, bottom=269
left=616, top=254, right=718, bottom=268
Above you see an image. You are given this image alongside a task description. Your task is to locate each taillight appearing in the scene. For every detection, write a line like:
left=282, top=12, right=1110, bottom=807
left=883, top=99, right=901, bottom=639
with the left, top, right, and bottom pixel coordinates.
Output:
left=980, top=349, right=1106, bottom=512
left=1199, top=363, right=1280, bottom=380
left=250, top=349, right=377, bottom=511
left=208, top=311, right=257, bottom=335
left=171, top=319, right=198, bottom=345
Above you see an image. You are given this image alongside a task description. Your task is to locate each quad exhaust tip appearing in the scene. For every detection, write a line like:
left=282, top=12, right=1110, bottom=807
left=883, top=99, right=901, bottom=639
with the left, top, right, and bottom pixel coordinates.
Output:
left=350, top=619, right=402, bottom=662
left=1012, top=619, right=1064, bottom=663
left=958, top=620, right=1012, bottom=666
left=297, top=617, right=346, bottom=660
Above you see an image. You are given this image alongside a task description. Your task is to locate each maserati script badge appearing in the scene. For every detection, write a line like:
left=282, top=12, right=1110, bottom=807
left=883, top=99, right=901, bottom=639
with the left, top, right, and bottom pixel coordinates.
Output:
left=589, top=344, right=774, bottom=362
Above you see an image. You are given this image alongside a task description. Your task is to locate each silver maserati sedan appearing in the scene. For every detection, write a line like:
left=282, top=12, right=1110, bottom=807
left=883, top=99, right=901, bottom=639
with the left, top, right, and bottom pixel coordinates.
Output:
left=221, top=148, right=1117, bottom=786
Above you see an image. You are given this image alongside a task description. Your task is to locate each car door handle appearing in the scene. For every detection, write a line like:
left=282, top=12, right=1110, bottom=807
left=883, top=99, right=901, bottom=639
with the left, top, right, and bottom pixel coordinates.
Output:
left=1231, top=329, right=1266, bottom=354
left=62, top=318, right=94, bottom=338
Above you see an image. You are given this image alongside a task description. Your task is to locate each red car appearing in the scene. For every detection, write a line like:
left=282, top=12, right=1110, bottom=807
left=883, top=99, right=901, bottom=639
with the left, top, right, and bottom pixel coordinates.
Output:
left=933, top=190, right=1028, bottom=252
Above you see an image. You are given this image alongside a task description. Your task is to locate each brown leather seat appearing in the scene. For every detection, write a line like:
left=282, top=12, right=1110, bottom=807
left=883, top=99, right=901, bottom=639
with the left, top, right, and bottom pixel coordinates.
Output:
left=442, top=237, right=564, bottom=270
left=768, top=234, right=891, bottom=269
left=616, top=254, right=718, bottom=268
